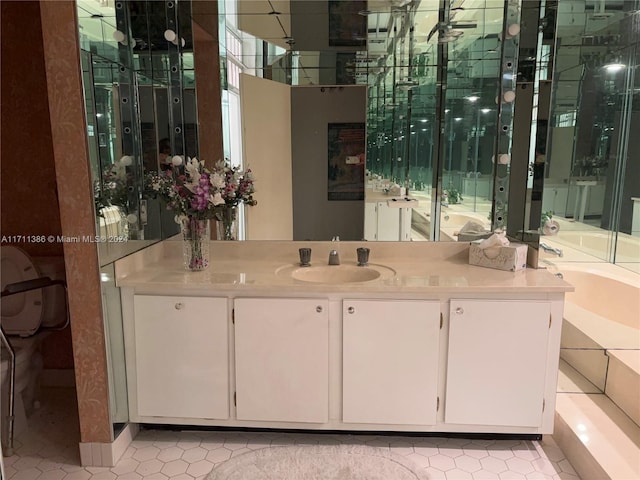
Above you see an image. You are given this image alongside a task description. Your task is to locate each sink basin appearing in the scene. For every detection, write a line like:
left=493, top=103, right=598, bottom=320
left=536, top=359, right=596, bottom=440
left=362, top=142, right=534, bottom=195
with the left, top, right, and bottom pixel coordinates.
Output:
left=276, top=263, right=395, bottom=284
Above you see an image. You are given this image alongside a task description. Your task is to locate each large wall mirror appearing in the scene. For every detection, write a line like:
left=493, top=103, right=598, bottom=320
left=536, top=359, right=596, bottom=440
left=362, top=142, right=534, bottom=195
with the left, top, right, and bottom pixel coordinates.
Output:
left=223, top=0, right=537, bottom=243
left=79, top=0, right=544, bottom=249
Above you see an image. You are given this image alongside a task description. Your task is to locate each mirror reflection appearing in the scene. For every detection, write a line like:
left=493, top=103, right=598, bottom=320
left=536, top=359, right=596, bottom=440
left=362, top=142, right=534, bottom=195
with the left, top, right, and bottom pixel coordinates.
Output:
left=78, top=0, right=639, bottom=262
left=539, top=0, right=640, bottom=272
left=79, top=0, right=523, bottom=247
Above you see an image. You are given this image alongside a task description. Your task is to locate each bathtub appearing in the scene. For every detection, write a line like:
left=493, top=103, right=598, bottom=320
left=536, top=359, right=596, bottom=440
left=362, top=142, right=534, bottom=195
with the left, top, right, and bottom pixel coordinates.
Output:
left=410, top=211, right=487, bottom=241
left=559, top=268, right=639, bottom=391
left=551, top=231, right=640, bottom=263
left=440, top=212, right=490, bottom=229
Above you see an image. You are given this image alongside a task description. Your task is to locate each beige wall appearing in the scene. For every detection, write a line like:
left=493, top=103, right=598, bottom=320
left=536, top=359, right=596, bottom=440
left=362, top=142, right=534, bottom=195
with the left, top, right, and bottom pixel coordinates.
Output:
left=0, top=1, right=76, bottom=372
left=0, top=1, right=63, bottom=258
left=291, top=85, right=367, bottom=241
left=40, top=0, right=112, bottom=443
left=241, top=74, right=293, bottom=240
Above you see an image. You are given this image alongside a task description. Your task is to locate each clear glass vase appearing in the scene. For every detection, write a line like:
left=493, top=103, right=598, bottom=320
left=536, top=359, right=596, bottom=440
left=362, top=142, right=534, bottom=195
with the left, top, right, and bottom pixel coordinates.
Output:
left=181, top=217, right=210, bottom=271
left=215, top=205, right=238, bottom=240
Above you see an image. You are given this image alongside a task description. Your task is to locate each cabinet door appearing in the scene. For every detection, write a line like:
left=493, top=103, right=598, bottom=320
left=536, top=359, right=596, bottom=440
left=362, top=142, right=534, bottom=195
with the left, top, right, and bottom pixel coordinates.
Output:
left=234, top=298, right=329, bottom=423
left=133, top=295, right=229, bottom=419
left=445, top=300, right=550, bottom=427
left=377, top=202, right=401, bottom=241
left=343, top=299, right=441, bottom=425
left=364, top=202, right=377, bottom=240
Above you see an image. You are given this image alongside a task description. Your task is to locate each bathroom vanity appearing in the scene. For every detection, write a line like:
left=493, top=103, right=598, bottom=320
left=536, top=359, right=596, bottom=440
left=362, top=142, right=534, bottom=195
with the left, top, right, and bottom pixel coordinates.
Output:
left=115, top=240, right=572, bottom=435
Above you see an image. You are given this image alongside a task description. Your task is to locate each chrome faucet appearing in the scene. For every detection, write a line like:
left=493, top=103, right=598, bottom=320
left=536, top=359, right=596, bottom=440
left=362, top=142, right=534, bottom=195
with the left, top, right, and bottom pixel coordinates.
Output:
left=329, top=235, right=340, bottom=265
left=540, top=242, right=563, bottom=257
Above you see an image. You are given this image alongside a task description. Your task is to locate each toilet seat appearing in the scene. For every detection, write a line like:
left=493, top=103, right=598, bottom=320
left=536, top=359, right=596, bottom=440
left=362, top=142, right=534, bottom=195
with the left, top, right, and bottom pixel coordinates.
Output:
left=1, top=247, right=43, bottom=336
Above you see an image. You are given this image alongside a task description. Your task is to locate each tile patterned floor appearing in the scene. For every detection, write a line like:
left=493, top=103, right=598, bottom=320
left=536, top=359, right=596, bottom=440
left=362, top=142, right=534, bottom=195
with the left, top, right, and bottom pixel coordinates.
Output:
left=3, top=388, right=581, bottom=480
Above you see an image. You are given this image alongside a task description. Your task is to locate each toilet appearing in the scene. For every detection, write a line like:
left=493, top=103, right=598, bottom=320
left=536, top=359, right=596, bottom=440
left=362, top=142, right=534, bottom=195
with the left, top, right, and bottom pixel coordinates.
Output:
left=1, top=246, right=67, bottom=449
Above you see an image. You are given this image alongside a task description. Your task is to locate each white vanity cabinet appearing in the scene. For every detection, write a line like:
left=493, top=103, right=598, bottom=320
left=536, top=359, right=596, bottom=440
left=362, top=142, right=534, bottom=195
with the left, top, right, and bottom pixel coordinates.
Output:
left=233, top=298, right=330, bottom=423
left=342, top=299, right=441, bottom=425
left=364, top=201, right=412, bottom=241
left=131, top=295, right=229, bottom=420
left=445, top=299, right=551, bottom=428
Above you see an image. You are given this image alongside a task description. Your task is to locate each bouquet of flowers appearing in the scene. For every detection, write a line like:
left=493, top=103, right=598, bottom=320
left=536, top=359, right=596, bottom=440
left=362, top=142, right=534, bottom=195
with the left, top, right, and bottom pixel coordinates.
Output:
left=146, top=157, right=222, bottom=222
left=211, top=159, right=256, bottom=240
left=145, top=157, right=256, bottom=222
left=96, top=157, right=131, bottom=212
left=145, top=157, right=256, bottom=269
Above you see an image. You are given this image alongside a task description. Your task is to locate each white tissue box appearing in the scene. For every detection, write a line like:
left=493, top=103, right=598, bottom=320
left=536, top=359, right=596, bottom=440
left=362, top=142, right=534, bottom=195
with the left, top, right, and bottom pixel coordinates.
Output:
left=469, top=242, right=528, bottom=272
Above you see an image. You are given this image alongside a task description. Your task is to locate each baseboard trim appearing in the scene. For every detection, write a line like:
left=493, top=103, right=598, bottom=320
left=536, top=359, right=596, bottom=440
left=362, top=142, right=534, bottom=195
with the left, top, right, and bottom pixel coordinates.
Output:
left=79, top=422, right=139, bottom=467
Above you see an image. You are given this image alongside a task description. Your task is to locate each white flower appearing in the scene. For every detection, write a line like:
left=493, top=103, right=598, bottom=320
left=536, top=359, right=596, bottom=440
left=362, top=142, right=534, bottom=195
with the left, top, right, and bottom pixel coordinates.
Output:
left=174, top=214, right=187, bottom=224
left=211, top=192, right=225, bottom=206
left=210, top=172, right=226, bottom=189
left=151, top=181, right=161, bottom=191
left=183, top=181, right=197, bottom=194
left=184, top=157, right=202, bottom=184
left=171, top=155, right=183, bottom=166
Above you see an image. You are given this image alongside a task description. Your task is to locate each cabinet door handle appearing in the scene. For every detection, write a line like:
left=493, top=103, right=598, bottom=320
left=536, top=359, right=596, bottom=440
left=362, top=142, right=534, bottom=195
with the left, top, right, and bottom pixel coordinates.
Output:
left=347, top=306, right=355, bottom=314
left=455, top=307, right=464, bottom=314
left=175, top=302, right=184, bottom=310
left=316, top=306, right=323, bottom=313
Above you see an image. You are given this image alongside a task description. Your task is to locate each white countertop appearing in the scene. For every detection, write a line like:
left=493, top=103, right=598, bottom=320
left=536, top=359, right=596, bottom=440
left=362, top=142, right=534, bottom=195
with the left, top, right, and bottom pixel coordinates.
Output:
left=115, top=240, right=573, bottom=294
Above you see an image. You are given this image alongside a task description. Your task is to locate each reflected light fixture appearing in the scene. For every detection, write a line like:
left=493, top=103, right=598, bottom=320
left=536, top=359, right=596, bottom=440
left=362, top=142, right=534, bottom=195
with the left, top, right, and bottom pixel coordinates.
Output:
left=113, top=29, right=128, bottom=45
left=604, top=62, right=625, bottom=72
left=466, top=95, right=480, bottom=102
left=503, top=90, right=516, bottom=103
left=481, top=108, right=491, bottom=114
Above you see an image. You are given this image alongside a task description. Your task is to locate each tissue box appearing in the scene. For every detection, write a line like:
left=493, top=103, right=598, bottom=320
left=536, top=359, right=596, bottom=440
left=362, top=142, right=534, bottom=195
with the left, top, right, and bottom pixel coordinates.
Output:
left=469, top=242, right=528, bottom=271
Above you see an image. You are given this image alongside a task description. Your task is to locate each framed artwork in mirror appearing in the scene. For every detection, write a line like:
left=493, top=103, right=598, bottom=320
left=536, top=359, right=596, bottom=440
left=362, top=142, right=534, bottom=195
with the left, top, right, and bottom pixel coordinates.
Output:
left=328, top=0, right=367, bottom=47
left=328, top=122, right=365, bottom=201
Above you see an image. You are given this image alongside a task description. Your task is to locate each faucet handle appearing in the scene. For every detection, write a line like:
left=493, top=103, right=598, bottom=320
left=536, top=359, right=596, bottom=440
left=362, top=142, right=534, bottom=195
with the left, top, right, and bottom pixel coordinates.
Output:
left=332, top=235, right=340, bottom=241
left=356, top=247, right=370, bottom=267
left=298, top=248, right=312, bottom=267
